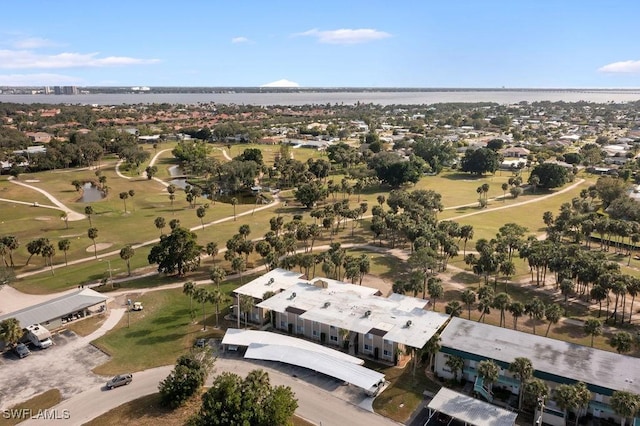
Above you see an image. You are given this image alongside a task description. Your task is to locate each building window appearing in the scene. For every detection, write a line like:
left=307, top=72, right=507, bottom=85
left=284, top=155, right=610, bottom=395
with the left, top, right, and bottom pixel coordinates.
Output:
left=296, top=325, right=304, bottom=334
left=364, top=344, right=372, bottom=352
left=312, top=330, right=318, bottom=337
left=330, top=335, right=338, bottom=342
left=383, top=349, right=391, bottom=357
left=384, top=339, right=392, bottom=346
left=280, top=321, right=287, bottom=328
left=366, top=333, right=373, bottom=340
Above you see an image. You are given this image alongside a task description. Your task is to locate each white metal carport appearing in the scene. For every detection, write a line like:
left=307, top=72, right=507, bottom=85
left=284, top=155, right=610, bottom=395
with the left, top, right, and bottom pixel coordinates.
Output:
left=245, top=343, right=385, bottom=392
left=427, top=388, right=517, bottom=426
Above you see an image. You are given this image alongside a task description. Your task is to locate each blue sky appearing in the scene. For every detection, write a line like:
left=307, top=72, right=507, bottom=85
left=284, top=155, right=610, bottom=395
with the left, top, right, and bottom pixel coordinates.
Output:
left=1, top=0, right=639, bottom=88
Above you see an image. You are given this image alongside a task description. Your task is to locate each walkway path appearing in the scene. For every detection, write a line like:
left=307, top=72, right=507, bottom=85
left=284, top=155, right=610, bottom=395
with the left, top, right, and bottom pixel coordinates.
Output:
left=7, top=178, right=85, bottom=221
left=141, top=148, right=173, bottom=187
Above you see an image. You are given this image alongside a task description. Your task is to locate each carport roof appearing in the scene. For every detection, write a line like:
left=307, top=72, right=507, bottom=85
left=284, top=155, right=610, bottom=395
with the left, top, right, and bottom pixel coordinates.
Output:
left=244, top=343, right=385, bottom=392
left=0, top=288, right=106, bottom=328
left=428, top=388, right=517, bottom=426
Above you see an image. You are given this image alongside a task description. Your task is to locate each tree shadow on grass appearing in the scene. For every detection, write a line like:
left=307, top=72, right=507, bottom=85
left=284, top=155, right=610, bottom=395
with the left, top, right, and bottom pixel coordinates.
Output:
left=450, top=271, right=479, bottom=286
left=552, top=323, right=587, bottom=339
left=124, top=329, right=152, bottom=338
left=137, top=332, right=184, bottom=345
left=441, top=173, right=486, bottom=181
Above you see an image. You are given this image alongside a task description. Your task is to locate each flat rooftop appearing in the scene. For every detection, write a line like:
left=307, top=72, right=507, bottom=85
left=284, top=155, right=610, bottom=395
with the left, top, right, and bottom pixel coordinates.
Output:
left=440, top=317, right=640, bottom=395
left=233, top=268, right=306, bottom=300
left=0, top=288, right=107, bottom=328
left=258, top=282, right=449, bottom=349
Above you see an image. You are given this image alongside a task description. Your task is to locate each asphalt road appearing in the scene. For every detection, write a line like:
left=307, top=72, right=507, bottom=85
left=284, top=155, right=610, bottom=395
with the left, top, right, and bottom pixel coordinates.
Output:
left=19, top=357, right=400, bottom=426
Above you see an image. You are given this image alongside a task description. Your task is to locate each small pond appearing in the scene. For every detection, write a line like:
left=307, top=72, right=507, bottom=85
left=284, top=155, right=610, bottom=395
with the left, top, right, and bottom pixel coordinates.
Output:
left=168, top=165, right=187, bottom=190
left=79, top=182, right=105, bottom=203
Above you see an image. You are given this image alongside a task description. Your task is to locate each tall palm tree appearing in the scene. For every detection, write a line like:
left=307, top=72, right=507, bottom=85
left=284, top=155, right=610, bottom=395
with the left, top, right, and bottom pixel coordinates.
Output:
left=461, top=289, right=476, bottom=320
left=508, top=357, right=533, bottom=410
left=445, top=300, right=463, bottom=318
left=525, top=297, right=545, bottom=335
left=477, top=359, right=499, bottom=392
left=210, top=289, right=225, bottom=328
left=544, top=303, right=563, bottom=337
left=58, top=239, right=71, bottom=266
left=84, top=206, right=94, bottom=227
left=209, top=265, right=226, bottom=290
left=183, top=281, right=196, bottom=319
left=231, top=197, right=238, bottom=221
left=119, top=245, right=135, bottom=276
left=87, top=227, right=99, bottom=259
left=610, top=390, right=640, bottom=426
left=509, top=301, right=525, bottom=330
left=239, top=294, right=254, bottom=328
left=583, top=318, right=602, bottom=347
left=194, top=287, right=212, bottom=330
left=492, top=292, right=511, bottom=327
left=154, top=216, right=166, bottom=236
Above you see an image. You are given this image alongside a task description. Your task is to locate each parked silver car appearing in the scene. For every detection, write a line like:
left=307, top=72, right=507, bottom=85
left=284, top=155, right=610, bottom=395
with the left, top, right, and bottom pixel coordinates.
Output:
left=106, top=373, right=133, bottom=389
left=14, top=343, right=31, bottom=358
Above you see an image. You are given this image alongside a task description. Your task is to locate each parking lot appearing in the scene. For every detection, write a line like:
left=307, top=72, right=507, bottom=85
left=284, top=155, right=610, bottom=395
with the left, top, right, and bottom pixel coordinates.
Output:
left=0, top=329, right=110, bottom=410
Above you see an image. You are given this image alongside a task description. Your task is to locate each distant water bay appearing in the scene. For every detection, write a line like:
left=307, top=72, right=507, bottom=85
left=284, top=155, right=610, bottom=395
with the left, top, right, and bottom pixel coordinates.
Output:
left=1, top=90, right=640, bottom=106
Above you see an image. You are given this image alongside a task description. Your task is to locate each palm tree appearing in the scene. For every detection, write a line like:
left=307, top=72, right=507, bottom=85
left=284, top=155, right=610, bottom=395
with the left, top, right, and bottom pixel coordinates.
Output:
left=57, top=239, right=71, bottom=266
left=239, top=294, right=254, bottom=328
left=194, top=287, right=212, bottom=330
left=60, top=212, right=69, bottom=229
left=119, top=191, right=129, bottom=212
left=509, top=357, right=533, bottom=410
left=0, top=318, right=23, bottom=347
left=477, top=297, right=492, bottom=323
left=553, top=384, right=577, bottom=424
left=509, top=301, right=525, bottom=330
left=41, top=242, right=55, bottom=274
left=422, top=333, right=441, bottom=372
left=119, top=245, right=135, bottom=276
left=572, top=382, right=592, bottom=425
left=445, top=300, right=463, bottom=318
left=154, top=216, right=166, bottom=236
left=610, top=331, right=633, bottom=354
left=544, top=303, right=563, bottom=337
left=461, top=289, right=476, bottom=320
left=445, top=356, right=464, bottom=383
left=492, top=292, right=511, bottom=327
left=196, top=205, right=207, bottom=229
left=525, top=297, right=545, bottom=335
left=559, top=279, right=575, bottom=314
left=183, top=281, right=196, bottom=319
left=210, top=288, right=225, bottom=328
left=459, top=225, right=474, bottom=256
left=610, top=390, right=640, bottom=426
left=477, top=359, right=499, bottom=392
left=583, top=318, right=602, bottom=347
left=499, top=260, right=516, bottom=293
left=427, top=277, right=443, bottom=310
left=87, top=227, right=99, bottom=259
left=84, top=205, right=94, bottom=227
left=209, top=265, right=226, bottom=290
left=231, top=197, right=238, bottom=221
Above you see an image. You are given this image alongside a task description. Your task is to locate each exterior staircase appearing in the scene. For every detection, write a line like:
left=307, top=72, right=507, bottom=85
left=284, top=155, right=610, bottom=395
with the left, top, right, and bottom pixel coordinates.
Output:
left=474, top=376, right=494, bottom=402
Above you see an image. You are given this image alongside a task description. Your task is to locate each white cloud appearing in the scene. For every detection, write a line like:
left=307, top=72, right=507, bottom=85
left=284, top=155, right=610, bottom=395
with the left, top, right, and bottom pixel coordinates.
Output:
left=0, top=50, right=160, bottom=69
left=12, top=37, right=58, bottom=49
left=0, top=73, right=82, bottom=85
left=231, top=36, right=250, bottom=44
left=295, top=28, right=391, bottom=45
left=598, top=60, right=640, bottom=73
left=261, top=79, right=300, bottom=88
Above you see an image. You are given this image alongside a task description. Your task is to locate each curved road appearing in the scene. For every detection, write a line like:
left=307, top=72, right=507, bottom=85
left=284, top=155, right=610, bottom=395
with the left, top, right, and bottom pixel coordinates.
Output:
left=20, top=356, right=398, bottom=426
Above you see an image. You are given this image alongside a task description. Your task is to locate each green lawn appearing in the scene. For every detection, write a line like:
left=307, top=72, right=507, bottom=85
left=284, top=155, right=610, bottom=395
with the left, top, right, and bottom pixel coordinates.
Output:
left=92, top=276, right=250, bottom=375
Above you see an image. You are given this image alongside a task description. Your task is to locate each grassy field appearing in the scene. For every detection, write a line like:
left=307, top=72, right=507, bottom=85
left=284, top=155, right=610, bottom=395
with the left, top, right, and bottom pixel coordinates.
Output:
left=0, top=389, right=62, bottom=426
left=91, top=274, right=254, bottom=375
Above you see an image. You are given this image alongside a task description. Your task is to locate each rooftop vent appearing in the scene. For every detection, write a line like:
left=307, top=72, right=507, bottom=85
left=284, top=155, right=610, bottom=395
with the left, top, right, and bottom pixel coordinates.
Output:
left=267, top=278, right=274, bottom=285
left=406, top=320, right=412, bottom=328
left=324, top=302, right=331, bottom=308
left=291, top=292, right=297, bottom=299
left=364, top=310, right=372, bottom=317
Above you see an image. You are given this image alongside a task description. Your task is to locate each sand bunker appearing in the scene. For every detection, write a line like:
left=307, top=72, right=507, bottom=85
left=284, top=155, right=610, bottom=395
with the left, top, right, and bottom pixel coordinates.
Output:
left=35, top=216, right=53, bottom=221
left=85, top=242, right=114, bottom=252
left=25, top=179, right=40, bottom=183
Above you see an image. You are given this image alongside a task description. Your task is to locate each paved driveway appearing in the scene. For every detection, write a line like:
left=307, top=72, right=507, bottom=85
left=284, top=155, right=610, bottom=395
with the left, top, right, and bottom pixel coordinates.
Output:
left=0, top=309, right=125, bottom=410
